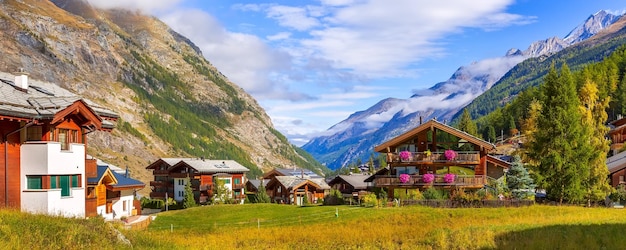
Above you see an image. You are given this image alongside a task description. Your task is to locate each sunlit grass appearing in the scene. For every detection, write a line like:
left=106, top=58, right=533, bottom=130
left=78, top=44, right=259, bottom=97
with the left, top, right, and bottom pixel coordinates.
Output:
left=125, top=204, right=626, bottom=249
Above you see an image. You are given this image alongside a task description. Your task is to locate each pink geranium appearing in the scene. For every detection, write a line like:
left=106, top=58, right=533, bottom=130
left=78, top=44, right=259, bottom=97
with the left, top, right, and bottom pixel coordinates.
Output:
left=399, top=174, right=410, bottom=183
left=399, top=151, right=411, bottom=161
left=422, top=173, right=435, bottom=183
left=444, top=149, right=457, bottom=161
left=444, top=173, right=456, bottom=183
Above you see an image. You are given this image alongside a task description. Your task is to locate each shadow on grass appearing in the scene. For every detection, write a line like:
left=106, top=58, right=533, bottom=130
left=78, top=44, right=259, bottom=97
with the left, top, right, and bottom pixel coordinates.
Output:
left=487, top=223, right=626, bottom=249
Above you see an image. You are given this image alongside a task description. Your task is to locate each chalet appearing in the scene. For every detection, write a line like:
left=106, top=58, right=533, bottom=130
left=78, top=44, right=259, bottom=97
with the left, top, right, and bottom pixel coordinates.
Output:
left=262, top=167, right=321, bottom=180
left=146, top=158, right=249, bottom=203
left=368, top=119, right=509, bottom=199
left=265, top=175, right=330, bottom=205
left=607, top=116, right=626, bottom=186
left=86, top=157, right=144, bottom=219
left=327, top=174, right=372, bottom=199
left=0, top=71, right=119, bottom=217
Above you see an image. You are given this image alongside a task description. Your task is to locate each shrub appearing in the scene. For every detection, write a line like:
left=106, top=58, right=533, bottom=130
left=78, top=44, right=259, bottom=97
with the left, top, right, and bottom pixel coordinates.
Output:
left=363, top=193, right=378, bottom=207
left=141, top=198, right=165, bottom=209
left=399, top=174, right=410, bottom=183
left=399, top=151, right=411, bottom=161
left=423, top=187, right=443, bottom=200
left=422, top=174, right=435, bottom=183
left=324, top=189, right=344, bottom=205
left=444, top=173, right=455, bottom=183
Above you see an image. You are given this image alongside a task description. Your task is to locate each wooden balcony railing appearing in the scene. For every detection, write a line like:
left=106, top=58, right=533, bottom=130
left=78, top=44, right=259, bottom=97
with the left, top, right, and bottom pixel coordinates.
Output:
left=149, top=181, right=170, bottom=187
left=388, top=151, right=480, bottom=164
left=170, top=173, right=193, bottom=178
left=199, top=184, right=212, bottom=191
left=233, top=183, right=245, bottom=189
left=153, top=170, right=169, bottom=175
left=373, top=174, right=486, bottom=188
left=149, top=192, right=173, bottom=198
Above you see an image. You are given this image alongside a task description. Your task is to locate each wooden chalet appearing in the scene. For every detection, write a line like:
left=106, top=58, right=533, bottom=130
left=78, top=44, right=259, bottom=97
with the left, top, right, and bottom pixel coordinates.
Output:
left=607, top=116, right=626, bottom=187
left=86, top=158, right=144, bottom=219
left=146, top=158, right=249, bottom=203
left=327, top=174, right=371, bottom=199
left=369, top=119, right=509, bottom=199
left=0, top=71, right=118, bottom=217
left=265, top=175, right=330, bottom=205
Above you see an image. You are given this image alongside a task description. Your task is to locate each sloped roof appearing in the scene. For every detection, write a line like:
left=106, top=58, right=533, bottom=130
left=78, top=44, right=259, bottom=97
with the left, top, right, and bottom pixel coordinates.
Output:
left=89, top=159, right=145, bottom=190
left=110, top=170, right=145, bottom=190
left=274, top=176, right=330, bottom=190
left=262, top=167, right=321, bottom=179
left=0, top=72, right=117, bottom=129
left=328, top=175, right=370, bottom=190
left=374, top=119, right=496, bottom=153
left=168, top=158, right=250, bottom=174
left=608, top=150, right=626, bottom=174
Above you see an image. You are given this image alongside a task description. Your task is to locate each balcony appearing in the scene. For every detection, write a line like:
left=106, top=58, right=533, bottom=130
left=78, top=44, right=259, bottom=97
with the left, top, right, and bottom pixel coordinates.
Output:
left=149, top=181, right=170, bottom=187
left=150, top=192, right=173, bottom=198
left=153, top=170, right=169, bottom=175
left=233, top=183, right=245, bottom=190
left=388, top=151, right=480, bottom=165
left=373, top=174, right=486, bottom=189
left=199, top=184, right=212, bottom=191
left=170, top=173, right=194, bottom=178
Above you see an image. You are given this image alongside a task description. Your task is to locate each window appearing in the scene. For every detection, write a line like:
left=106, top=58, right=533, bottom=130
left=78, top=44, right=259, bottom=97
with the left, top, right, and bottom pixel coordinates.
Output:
left=71, top=175, right=79, bottom=188
left=59, top=175, right=70, bottom=197
left=123, top=201, right=127, bottom=211
left=178, top=191, right=184, bottom=197
left=223, top=178, right=231, bottom=184
left=56, top=129, right=79, bottom=150
left=51, top=176, right=58, bottom=189
left=178, top=179, right=185, bottom=185
left=234, top=178, right=240, bottom=184
left=620, top=175, right=625, bottom=184
left=26, top=126, right=42, bottom=141
left=234, top=191, right=240, bottom=197
left=27, top=176, right=42, bottom=189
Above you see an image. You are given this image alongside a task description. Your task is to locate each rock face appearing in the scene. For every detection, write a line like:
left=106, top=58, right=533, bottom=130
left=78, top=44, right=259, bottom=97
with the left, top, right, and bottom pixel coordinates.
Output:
left=0, top=0, right=326, bottom=190
left=303, top=10, right=622, bottom=170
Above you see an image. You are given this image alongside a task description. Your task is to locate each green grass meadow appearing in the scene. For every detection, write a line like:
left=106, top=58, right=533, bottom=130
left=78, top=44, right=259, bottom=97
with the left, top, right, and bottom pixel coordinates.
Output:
left=4, top=204, right=626, bottom=249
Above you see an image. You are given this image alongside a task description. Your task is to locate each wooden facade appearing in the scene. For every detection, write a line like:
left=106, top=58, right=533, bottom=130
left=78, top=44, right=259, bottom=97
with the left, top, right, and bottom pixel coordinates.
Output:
left=370, top=119, right=507, bottom=199
left=146, top=159, right=249, bottom=203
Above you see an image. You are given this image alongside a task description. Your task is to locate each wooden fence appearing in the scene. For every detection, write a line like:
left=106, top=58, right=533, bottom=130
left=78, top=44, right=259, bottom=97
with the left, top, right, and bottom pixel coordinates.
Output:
left=402, top=199, right=534, bottom=208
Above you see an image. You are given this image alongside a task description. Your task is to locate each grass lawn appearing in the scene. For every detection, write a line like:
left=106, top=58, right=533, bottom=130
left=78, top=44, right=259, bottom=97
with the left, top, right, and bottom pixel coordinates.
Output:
left=123, top=204, right=626, bottom=249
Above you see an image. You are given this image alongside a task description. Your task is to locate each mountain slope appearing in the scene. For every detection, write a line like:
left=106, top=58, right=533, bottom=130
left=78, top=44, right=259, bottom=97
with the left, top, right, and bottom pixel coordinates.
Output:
left=303, top=10, right=621, bottom=170
left=0, top=0, right=328, bottom=190
left=460, top=14, right=626, bottom=122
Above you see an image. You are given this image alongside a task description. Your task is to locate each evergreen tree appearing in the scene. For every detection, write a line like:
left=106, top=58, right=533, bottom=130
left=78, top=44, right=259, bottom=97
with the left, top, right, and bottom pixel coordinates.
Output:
left=578, top=79, right=613, bottom=206
left=457, top=109, right=479, bottom=137
left=507, top=115, right=518, bottom=136
left=528, top=64, right=586, bottom=204
left=212, top=178, right=233, bottom=204
left=506, top=156, right=536, bottom=200
left=486, top=125, right=496, bottom=143
left=255, top=180, right=271, bottom=203
left=182, top=177, right=196, bottom=208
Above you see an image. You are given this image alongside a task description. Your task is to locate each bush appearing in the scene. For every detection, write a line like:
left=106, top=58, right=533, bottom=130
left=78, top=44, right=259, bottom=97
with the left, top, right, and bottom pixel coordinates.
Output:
left=141, top=198, right=165, bottom=209
left=324, top=189, right=344, bottom=205
left=363, top=193, right=378, bottom=207
left=423, top=187, right=443, bottom=200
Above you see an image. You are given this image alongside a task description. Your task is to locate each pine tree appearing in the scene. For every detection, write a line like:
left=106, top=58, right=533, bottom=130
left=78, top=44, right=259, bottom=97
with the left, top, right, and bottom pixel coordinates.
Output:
left=486, top=125, right=496, bottom=143
left=528, top=64, right=586, bottom=204
left=578, top=79, right=613, bottom=206
left=506, top=156, right=536, bottom=200
left=458, top=108, right=479, bottom=137
left=255, top=180, right=271, bottom=203
left=182, top=177, right=196, bottom=208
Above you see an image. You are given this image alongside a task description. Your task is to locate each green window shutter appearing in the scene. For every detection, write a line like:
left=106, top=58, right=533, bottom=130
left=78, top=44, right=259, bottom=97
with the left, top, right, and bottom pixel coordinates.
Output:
left=234, top=178, right=240, bottom=184
left=50, top=176, right=57, bottom=189
left=27, top=176, right=42, bottom=189
left=71, top=175, right=78, bottom=187
left=60, top=176, right=70, bottom=197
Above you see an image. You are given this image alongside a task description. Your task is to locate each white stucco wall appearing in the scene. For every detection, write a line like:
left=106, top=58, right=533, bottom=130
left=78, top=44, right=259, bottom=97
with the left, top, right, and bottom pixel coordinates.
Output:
left=20, top=142, right=86, bottom=218
left=97, top=190, right=137, bottom=220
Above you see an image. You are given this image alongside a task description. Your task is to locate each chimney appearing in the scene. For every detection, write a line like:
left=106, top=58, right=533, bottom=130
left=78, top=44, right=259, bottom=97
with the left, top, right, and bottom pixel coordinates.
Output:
left=14, top=69, right=29, bottom=91
left=419, top=116, right=422, bottom=124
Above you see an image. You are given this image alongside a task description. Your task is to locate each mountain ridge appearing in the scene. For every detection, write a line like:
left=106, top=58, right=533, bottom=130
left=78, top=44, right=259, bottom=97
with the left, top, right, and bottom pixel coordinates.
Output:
left=0, top=0, right=328, bottom=191
left=303, top=10, right=622, bottom=170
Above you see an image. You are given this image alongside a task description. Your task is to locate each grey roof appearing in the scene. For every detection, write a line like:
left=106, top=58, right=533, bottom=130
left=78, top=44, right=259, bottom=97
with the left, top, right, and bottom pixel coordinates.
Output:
left=0, top=72, right=118, bottom=120
left=274, top=176, right=330, bottom=190
left=330, top=175, right=370, bottom=190
left=164, top=158, right=250, bottom=173
left=274, top=167, right=320, bottom=178
left=247, top=179, right=261, bottom=189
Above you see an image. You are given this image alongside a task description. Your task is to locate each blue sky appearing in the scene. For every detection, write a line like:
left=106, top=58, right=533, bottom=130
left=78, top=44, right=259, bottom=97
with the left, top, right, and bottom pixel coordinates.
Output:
left=87, top=0, right=625, bottom=146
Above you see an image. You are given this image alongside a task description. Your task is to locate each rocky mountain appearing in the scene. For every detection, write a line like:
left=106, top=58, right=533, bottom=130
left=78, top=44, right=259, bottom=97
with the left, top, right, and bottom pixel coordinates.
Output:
left=0, top=0, right=328, bottom=191
left=303, top=10, right=622, bottom=170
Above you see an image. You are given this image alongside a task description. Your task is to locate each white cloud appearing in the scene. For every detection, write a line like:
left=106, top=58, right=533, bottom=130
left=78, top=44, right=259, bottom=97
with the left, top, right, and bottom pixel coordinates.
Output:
left=266, top=5, right=321, bottom=31
left=86, top=0, right=181, bottom=13
left=159, top=9, right=312, bottom=101
left=267, top=32, right=292, bottom=41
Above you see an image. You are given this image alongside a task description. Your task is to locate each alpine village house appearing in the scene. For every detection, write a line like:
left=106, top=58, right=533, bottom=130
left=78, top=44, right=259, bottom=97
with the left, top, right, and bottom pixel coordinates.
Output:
left=146, top=158, right=249, bottom=204
left=0, top=71, right=145, bottom=218
left=367, top=119, right=510, bottom=199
